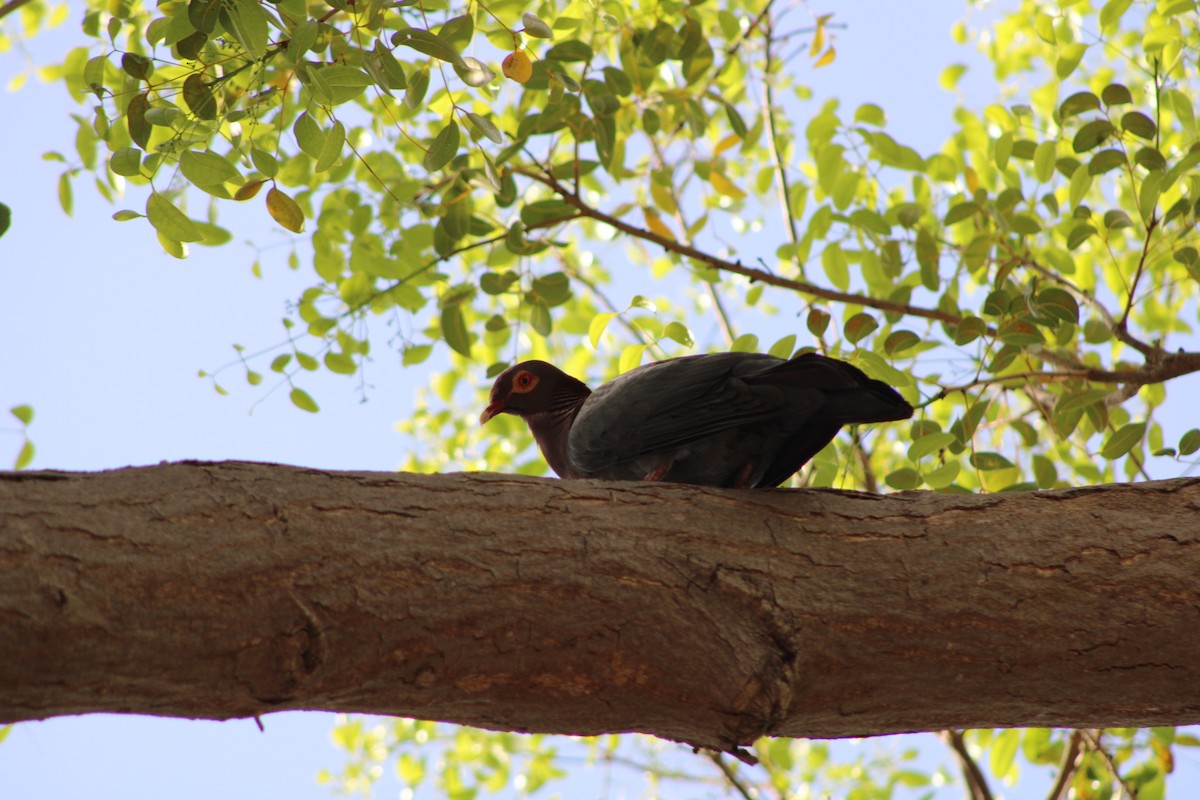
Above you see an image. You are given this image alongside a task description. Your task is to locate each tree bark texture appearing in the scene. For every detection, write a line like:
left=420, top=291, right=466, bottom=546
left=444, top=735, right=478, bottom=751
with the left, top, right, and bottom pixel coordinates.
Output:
left=3, top=461, right=1200, bottom=755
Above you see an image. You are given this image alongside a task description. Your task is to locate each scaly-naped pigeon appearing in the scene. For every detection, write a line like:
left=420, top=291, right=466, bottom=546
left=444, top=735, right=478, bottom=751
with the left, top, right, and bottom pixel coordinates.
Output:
left=480, top=351, right=913, bottom=488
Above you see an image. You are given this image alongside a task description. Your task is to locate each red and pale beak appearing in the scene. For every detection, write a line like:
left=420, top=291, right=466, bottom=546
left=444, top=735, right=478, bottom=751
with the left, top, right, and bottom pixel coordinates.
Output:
left=480, top=398, right=505, bottom=425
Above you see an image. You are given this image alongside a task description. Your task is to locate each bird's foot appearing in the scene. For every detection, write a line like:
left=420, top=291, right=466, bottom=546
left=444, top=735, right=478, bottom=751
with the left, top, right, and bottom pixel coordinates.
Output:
left=643, top=462, right=673, bottom=482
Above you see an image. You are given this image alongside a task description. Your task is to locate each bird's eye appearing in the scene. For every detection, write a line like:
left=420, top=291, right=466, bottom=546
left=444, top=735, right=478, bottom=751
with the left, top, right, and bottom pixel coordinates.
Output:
left=513, top=371, right=538, bottom=393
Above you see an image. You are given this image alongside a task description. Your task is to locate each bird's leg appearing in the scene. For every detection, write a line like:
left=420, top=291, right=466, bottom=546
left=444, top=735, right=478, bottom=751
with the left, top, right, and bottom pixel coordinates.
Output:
left=731, top=460, right=757, bottom=489
left=643, top=461, right=673, bottom=482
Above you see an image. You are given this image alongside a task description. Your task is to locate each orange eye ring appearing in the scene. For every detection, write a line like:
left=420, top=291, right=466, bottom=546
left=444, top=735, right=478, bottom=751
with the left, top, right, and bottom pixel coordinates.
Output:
left=512, top=370, right=538, bottom=393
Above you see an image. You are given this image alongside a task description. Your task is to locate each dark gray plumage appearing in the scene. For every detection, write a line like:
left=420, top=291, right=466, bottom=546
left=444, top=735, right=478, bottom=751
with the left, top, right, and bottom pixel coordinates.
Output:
left=480, top=351, right=913, bottom=488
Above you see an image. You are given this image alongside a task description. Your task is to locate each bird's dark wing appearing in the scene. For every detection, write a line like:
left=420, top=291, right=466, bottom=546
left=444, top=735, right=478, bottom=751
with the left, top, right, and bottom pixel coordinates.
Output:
left=567, top=352, right=822, bottom=474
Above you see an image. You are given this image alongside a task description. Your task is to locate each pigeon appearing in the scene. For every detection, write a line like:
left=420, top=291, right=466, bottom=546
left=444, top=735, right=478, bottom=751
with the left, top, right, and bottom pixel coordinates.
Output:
left=480, top=351, right=913, bottom=488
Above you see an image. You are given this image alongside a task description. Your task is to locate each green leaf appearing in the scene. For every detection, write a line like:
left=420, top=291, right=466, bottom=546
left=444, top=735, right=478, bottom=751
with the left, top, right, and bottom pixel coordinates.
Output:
left=768, top=334, right=797, bottom=359
left=1057, top=389, right=1110, bottom=417
left=391, top=28, right=465, bottom=68
left=916, top=227, right=939, bottom=290
left=1055, top=43, right=1087, bottom=79
left=9, top=404, right=33, bottom=425
left=309, top=66, right=372, bottom=104
left=990, top=729, right=1021, bottom=781
left=221, top=0, right=269, bottom=59
left=180, top=149, right=239, bottom=186
left=532, top=272, right=571, bottom=306
left=146, top=192, right=201, bottom=242
left=843, top=312, right=878, bottom=344
left=1088, top=148, right=1125, bottom=175
left=994, top=132, right=1013, bottom=170
left=1103, top=209, right=1133, bottom=229
left=424, top=120, right=460, bottom=172
left=1059, top=91, right=1101, bottom=119
left=664, top=321, right=694, bottom=347
left=908, top=432, right=958, bottom=461
left=1179, top=428, right=1200, bottom=456
left=293, top=112, right=325, bottom=158
left=619, top=344, right=646, bottom=372
left=1033, top=12, right=1056, bottom=44
left=455, top=57, right=495, bottom=88
left=466, top=111, right=503, bottom=144
left=127, top=92, right=151, bottom=149
left=182, top=73, right=217, bottom=120
left=249, top=148, right=276, bottom=177
left=1121, top=110, right=1157, bottom=140
left=1066, top=222, right=1096, bottom=250
left=954, top=316, right=986, bottom=346
left=528, top=300, right=552, bottom=336
left=807, top=308, right=831, bottom=337
left=884, top=330, right=920, bottom=355
left=1033, top=141, right=1057, bottom=182
left=1072, top=119, right=1115, bottom=153
left=545, top=40, right=593, bottom=61
left=110, top=147, right=142, bottom=177
left=885, top=468, right=921, bottom=490
left=1036, top=287, right=1079, bottom=324
left=944, top=201, right=980, bottom=225
left=730, top=333, right=759, bottom=352
left=1101, top=422, right=1146, bottom=459
left=405, top=64, right=430, bottom=109
left=440, top=303, right=471, bottom=356
left=14, top=439, right=34, bottom=470
left=588, top=312, right=616, bottom=347
left=314, top=120, right=345, bottom=173
left=970, top=452, right=1015, bottom=471
left=1101, top=83, right=1133, bottom=106
left=289, top=387, right=320, bottom=413
left=522, top=12, right=553, bottom=38
left=1032, top=455, right=1057, bottom=489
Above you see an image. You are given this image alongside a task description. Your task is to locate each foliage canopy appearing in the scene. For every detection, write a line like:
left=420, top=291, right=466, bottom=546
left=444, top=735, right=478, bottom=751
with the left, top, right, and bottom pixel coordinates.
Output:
left=6, top=0, right=1200, bottom=795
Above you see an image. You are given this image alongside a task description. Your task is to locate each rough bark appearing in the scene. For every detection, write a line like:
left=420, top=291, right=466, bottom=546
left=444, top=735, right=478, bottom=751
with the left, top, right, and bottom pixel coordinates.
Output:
left=2, top=461, right=1199, bottom=755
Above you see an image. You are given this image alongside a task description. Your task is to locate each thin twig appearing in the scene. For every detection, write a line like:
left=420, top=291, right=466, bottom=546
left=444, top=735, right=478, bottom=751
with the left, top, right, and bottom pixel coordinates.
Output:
left=1045, top=731, right=1083, bottom=800
left=941, top=730, right=994, bottom=800
left=0, top=0, right=36, bottom=21
left=761, top=16, right=802, bottom=255
left=1080, top=730, right=1139, bottom=800
left=707, top=752, right=757, bottom=800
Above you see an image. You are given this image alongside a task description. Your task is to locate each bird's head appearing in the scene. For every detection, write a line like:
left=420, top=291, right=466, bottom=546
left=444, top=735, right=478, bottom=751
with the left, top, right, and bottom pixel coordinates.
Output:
left=480, top=360, right=582, bottom=424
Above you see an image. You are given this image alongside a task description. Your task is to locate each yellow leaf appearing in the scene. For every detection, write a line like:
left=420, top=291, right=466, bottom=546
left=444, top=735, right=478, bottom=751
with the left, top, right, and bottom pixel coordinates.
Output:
left=502, top=50, right=533, bottom=83
left=266, top=187, right=305, bottom=233
left=810, top=19, right=825, bottom=57
left=709, top=171, right=747, bottom=200
left=643, top=208, right=675, bottom=241
left=235, top=179, right=266, bottom=201
left=814, top=46, right=836, bottom=68
left=715, top=133, right=740, bottom=156
left=964, top=166, right=980, bottom=194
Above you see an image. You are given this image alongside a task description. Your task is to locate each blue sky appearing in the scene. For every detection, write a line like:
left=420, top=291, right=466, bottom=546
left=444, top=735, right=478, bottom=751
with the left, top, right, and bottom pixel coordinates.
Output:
left=3, top=2, right=1199, bottom=798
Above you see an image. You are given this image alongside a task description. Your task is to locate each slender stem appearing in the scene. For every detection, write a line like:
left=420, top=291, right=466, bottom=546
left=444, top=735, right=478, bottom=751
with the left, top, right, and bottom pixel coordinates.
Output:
left=922, top=370, right=1091, bottom=407
left=1045, top=731, right=1083, bottom=800
left=941, top=730, right=994, bottom=800
left=761, top=16, right=802, bottom=257
left=512, top=166, right=965, bottom=327
left=0, top=0, right=35, bottom=21
left=1081, top=730, right=1139, bottom=800
left=506, top=166, right=1200, bottom=387
left=707, top=752, right=757, bottom=800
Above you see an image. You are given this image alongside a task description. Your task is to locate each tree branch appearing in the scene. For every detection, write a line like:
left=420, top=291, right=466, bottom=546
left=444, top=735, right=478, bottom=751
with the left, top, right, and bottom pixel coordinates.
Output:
left=4, top=463, right=1200, bottom=756
left=513, top=166, right=966, bottom=327
left=941, top=730, right=993, bottom=800
left=1045, top=730, right=1083, bottom=800
left=0, top=0, right=35, bottom=22
left=510, top=167, right=1200, bottom=390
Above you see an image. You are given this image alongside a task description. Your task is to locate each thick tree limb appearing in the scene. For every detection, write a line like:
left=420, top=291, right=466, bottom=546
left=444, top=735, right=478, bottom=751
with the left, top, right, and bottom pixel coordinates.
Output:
left=3, top=462, right=1200, bottom=756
